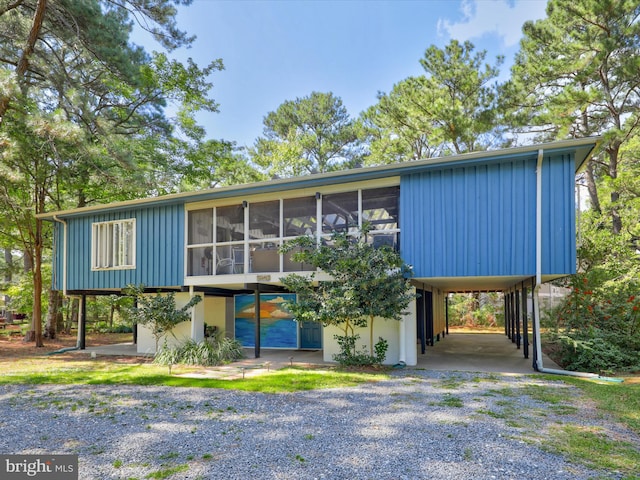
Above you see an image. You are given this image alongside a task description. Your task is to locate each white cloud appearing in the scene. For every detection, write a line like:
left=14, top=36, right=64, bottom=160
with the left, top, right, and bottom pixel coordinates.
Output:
left=437, top=0, right=548, bottom=47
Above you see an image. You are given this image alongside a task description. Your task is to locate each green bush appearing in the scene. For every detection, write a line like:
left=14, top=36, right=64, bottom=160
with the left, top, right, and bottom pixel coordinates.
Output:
left=547, top=274, right=640, bottom=373
left=92, top=321, right=133, bottom=334
left=332, top=334, right=388, bottom=367
left=548, top=330, right=640, bottom=374
left=154, top=333, right=244, bottom=370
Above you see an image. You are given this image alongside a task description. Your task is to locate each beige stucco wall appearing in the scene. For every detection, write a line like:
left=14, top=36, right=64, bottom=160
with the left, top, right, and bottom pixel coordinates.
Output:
left=136, top=292, right=203, bottom=354
left=322, top=317, right=404, bottom=366
left=203, top=296, right=228, bottom=335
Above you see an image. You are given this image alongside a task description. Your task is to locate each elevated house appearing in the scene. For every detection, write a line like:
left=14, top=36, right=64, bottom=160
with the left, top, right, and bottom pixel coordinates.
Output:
left=40, top=137, right=599, bottom=369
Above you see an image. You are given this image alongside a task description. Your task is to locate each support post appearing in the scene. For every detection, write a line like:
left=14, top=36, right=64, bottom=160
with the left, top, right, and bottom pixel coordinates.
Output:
left=522, top=282, right=529, bottom=359
left=504, top=293, right=509, bottom=337
left=510, top=290, right=516, bottom=343
left=515, top=287, right=521, bottom=349
left=417, top=288, right=425, bottom=354
left=504, top=292, right=511, bottom=340
left=531, top=277, right=538, bottom=369
left=78, top=295, right=86, bottom=350
left=445, top=294, right=449, bottom=335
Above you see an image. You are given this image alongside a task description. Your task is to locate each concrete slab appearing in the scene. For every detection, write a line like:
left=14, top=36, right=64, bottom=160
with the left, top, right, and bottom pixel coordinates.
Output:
left=78, top=333, right=562, bottom=375
left=414, top=332, right=561, bottom=374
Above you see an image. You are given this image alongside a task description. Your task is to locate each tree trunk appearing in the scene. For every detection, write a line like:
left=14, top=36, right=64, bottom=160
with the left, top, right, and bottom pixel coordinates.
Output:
left=0, top=0, right=48, bottom=125
left=65, top=297, right=79, bottom=335
left=607, top=144, right=622, bottom=235
left=584, top=159, right=601, bottom=215
left=45, top=289, right=62, bottom=339
left=23, top=249, right=32, bottom=272
left=109, top=303, right=115, bottom=329
left=3, top=249, right=12, bottom=322
left=29, top=217, right=44, bottom=347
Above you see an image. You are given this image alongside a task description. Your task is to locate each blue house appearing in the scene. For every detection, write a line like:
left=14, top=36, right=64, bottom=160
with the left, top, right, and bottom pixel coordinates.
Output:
left=40, top=137, right=599, bottom=368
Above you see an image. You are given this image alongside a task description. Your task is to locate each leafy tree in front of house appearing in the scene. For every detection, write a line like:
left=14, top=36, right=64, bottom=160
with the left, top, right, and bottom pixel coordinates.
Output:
left=125, top=285, right=202, bottom=352
left=280, top=228, right=415, bottom=366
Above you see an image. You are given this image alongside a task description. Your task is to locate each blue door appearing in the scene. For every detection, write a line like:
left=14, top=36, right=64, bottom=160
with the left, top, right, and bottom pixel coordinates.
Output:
left=299, top=321, right=322, bottom=349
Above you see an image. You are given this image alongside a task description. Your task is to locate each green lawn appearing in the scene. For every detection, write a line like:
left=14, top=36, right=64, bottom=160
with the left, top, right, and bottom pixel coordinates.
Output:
left=0, top=357, right=387, bottom=393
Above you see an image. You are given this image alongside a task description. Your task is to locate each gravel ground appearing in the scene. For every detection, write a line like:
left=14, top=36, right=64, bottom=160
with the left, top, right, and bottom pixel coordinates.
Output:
left=0, top=370, right=636, bottom=479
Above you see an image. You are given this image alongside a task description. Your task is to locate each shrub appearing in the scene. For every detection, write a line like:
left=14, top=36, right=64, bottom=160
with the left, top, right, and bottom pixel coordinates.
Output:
left=332, top=334, right=388, bottom=367
left=154, top=333, right=244, bottom=372
left=546, top=274, right=640, bottom=373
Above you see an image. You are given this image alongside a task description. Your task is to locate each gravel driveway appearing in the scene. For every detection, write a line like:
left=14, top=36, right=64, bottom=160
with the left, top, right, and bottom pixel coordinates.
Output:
left=0, top=370, right=635, bottom=479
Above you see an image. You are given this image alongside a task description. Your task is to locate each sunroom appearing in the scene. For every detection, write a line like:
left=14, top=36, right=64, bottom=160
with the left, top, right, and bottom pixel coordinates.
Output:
left=184, top=184, right=400, bottom=283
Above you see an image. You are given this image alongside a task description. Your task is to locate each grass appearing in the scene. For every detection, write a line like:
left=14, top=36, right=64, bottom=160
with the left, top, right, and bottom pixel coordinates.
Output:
left=509, top=375, right=640, bottom=477
left=0, top=358, right=387, bottom=392
left=557, top=376, right=640, bottom=435
left=544, top=425, right=640, bottom=476
left=145, top=464, right=189, bottom=479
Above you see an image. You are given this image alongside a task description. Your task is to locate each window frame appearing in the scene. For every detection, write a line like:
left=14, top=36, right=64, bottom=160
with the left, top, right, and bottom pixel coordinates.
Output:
left=185, top=184, right=400, bottom=276
left=91, top=219, right=136, bottom=271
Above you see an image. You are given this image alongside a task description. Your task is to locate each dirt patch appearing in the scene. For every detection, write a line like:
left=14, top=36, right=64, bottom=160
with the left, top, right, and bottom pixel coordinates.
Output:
left=0, top=328, right=133, bottom=359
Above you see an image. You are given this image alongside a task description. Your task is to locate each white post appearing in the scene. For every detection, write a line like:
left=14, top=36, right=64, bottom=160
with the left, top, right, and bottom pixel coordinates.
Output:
left=189, top=286, right=205, bottom=343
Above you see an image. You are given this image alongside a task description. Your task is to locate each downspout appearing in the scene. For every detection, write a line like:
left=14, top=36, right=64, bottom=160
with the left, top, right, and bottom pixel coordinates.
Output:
left=53, top=216, right=81, bottom=351
left=533, top=150, right=543, bottom=371
left=532, top=150, right=610, bottom=380
left=52, top=216, right=67, bottom=296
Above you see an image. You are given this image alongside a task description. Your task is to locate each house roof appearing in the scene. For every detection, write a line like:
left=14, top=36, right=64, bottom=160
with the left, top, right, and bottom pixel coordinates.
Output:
left=38, top=137, right=600, bottom=220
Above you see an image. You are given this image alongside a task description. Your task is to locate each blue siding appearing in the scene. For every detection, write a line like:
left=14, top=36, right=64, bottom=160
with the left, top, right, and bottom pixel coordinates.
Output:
left=51, top=148, right=579, bottom=292
left=542, top=153, right=576, bottom=275
left=62, top=204, right=184, bottom=291
left=400, top=153, right=574, bottom=279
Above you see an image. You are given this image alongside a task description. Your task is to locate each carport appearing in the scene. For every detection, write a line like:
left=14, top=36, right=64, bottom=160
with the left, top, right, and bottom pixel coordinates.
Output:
left=402, top=139, right=600, bottom=371
left=414, top=278, right=542, bottom=371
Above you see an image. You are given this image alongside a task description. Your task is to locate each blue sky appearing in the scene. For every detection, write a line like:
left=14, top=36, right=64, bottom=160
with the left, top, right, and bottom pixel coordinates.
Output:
left=137, top=0, right=548, bottom=148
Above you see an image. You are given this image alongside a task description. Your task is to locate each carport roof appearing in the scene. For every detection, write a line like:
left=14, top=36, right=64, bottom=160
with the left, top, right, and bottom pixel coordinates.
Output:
left=414, top=274, right=565, bottom=293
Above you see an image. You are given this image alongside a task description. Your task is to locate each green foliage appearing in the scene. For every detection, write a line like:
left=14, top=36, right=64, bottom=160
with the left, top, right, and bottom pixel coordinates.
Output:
left=93, top=322, right=133, bottom=334
left=363, top=39, right=504, bottom=165
left=332, top=334, right=388, bottom=367
left=154, top=334, right=244, bottom=371
left=280, top=227, right=415, bottom=364
left=505, top=0, right=640, bottom=235
left=249, top=91, right=364, bottom=177
left=5, top=264, right=51, bottom=320
left=447, top=293, right=503, bottom=328
left=546, top=272, right=640, bottom=373
left=125, top=285, right=202, bottom=351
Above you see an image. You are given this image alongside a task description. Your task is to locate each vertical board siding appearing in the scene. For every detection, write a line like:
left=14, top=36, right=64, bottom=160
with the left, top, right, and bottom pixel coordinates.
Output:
left=400, top=154, right=576, bottom=279
left=542, top=153, right=576, bottom=275
left=64, top=204, right=184, bottom=291
left=400, top=158, right=536, bottom=277
left=53, top=151, right=577, bottom=292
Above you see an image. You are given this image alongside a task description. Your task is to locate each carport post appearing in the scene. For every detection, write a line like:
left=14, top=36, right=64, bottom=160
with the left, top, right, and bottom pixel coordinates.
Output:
left=515, top=287, right=521, bottom=349
left=510, top=290, right=516, bottom=343
left=445, top=294, right=449, bottom=335
left=530, top=277, right=537, bottom=369
left=78, top=294, right=86, bottom=350
left=521, top=282, right=529, bottom=359
left=504, top=293, right=510, bottom=338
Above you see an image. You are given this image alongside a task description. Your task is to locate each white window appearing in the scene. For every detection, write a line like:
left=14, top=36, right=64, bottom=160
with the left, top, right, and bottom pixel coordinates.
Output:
left=92, top=219, right=136, bottom=270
